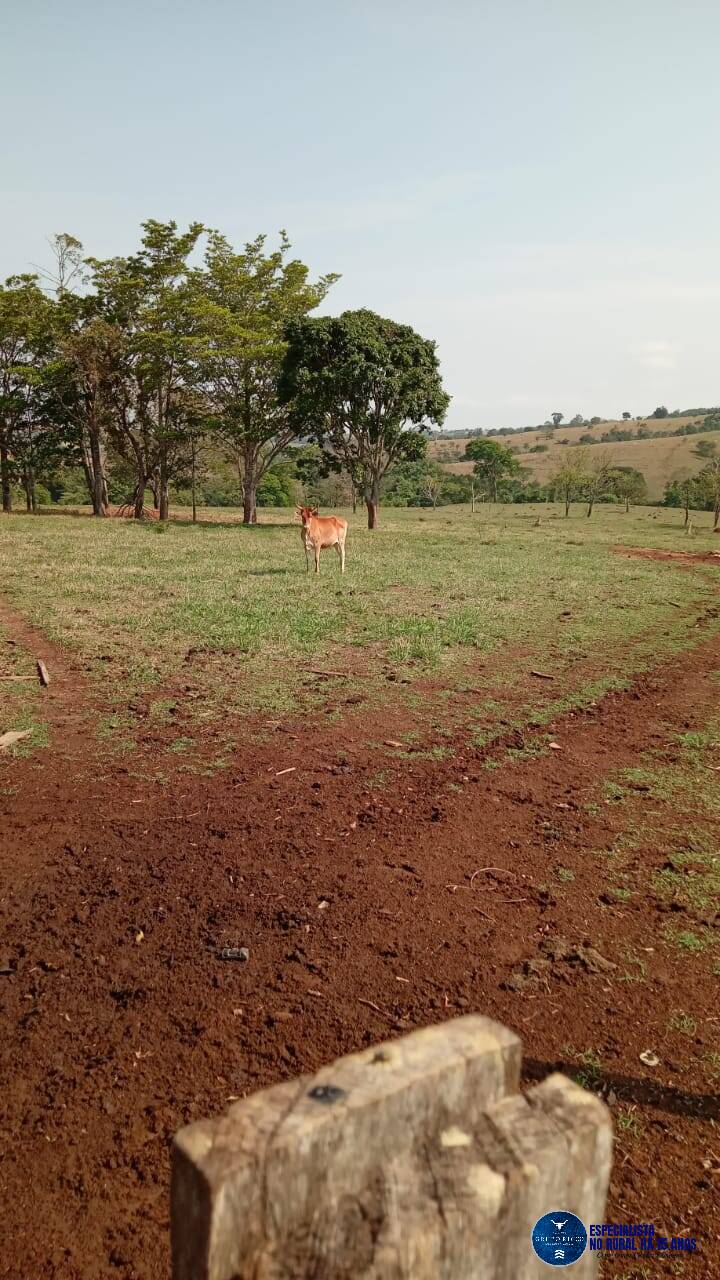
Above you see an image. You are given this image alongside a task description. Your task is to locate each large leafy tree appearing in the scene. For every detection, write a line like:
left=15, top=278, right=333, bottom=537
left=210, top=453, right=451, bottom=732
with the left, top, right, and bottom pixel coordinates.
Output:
left=191, top=231, right=337, bottom=524
left=464, top=437, right=521, bottom=503
left=87, top=220, right=204, bottom=518
left=0, top=275, right=58, bottom=512
left=279, top=308, right=450, bottom=528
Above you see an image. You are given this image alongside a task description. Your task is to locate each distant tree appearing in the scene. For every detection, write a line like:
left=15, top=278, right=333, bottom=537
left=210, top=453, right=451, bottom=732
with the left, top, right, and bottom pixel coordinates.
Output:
left=652, top=405, right=669, bottom=419
left=695, top=452, right=720, bottom=530
left=551, top=411, right=564, bottom=426
left=590, top=416, right=602, bottom=425
left=665, top=473, right=700, bottom=527
left=422, top=466, right=445, bottom=509
left=569, top=413, right=583, bottom=426
left=693, top=438, right=718, bottom=460
left=622, top=411, right=632, bottom=421
left=465, top=438, right=521, bottom=503
left=279, top=308, right=450, bottom=528
left=550, top=451, right=589, bottom=517
left=583, top=449, right=615, bottom=517
left=608, top=466, right=647, bottom=512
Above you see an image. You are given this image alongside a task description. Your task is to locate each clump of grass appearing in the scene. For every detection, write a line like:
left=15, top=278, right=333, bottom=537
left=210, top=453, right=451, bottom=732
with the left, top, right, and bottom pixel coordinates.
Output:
left=573, top=1047, right=603, bottom=1090
left=666, top=1010, right=697, bottom=1036
left=557, top=867, right=575, bottom=882
left=663, top=926, right=711, bottom=953
left=616, top=1106, right=643, bottom=1138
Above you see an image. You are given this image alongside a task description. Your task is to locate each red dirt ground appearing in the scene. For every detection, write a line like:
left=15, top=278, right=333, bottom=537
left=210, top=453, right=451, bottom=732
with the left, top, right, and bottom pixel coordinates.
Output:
left=1, top=604, right=719, bottom=1278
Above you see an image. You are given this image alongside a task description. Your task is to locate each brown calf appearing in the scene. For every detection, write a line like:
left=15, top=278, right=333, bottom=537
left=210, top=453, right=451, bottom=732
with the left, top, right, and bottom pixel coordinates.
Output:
left=296, top=506, right=348, bottom=574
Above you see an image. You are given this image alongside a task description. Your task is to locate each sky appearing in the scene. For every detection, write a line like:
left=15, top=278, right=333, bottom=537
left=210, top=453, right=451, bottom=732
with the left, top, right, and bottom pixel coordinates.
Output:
left=3, top=0, right=720, bottom=430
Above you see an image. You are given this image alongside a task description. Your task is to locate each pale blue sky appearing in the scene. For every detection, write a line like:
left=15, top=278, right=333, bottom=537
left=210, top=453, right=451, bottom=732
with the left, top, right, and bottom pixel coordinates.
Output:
left=3, top=0, right=720, bottom=428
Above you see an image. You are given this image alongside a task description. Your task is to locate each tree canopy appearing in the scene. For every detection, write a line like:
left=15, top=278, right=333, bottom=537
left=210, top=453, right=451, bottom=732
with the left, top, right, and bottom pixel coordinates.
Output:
left=279, top=308, right=450, bottom=527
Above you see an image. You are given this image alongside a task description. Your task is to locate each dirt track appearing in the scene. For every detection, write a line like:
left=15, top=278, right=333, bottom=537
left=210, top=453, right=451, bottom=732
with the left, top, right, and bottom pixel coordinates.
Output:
left=1, top=604, right=719, bottom=1278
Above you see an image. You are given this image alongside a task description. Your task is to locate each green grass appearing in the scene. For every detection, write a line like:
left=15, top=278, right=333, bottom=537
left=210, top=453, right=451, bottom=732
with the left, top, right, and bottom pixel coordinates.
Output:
left=664, top=927, right=712, bottom=953
left=1, top=503, right=718, bottom=754
left=666, top=1010, right=697, bottom=1036
left=616, top=1106, right=644, bottom=1138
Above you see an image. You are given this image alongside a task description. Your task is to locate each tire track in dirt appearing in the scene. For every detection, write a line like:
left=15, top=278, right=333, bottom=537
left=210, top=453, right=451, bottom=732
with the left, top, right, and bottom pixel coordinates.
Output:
left=1, top=613, right=719, bottom=1277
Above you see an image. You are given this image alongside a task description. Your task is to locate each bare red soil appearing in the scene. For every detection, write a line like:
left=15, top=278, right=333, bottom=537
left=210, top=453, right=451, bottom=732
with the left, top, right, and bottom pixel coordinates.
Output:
left=1, top=606, right=719, bottom=1279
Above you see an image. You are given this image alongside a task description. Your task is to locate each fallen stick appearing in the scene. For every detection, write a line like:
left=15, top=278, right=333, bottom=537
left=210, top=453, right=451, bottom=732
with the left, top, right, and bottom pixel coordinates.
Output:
left=37, top=659, right=51, bottom=687
left=0, top=676, right=36, bottom=682
left=530, top=670, right=555, bottom=680
left=275, top=767, right=297, bottom=777
left=305, top=668, right=348, bottom=678
left=358, top=998, right=389, bottom=1017
left=470, top=866, right=517, bottom=886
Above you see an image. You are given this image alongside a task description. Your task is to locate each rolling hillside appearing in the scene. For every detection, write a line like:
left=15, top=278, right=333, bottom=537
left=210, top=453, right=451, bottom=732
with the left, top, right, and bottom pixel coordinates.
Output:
left=430, top=415, right=718, bottom=500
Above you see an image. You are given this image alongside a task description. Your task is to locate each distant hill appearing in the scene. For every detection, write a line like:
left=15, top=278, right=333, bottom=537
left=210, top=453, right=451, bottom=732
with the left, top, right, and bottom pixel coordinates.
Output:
left=430, top=414, right=719, bottom=500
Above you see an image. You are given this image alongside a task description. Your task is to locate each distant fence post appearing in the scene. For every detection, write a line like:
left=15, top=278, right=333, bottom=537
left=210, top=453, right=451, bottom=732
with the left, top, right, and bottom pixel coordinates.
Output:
left=171, top=1015, right=612, bottom=1279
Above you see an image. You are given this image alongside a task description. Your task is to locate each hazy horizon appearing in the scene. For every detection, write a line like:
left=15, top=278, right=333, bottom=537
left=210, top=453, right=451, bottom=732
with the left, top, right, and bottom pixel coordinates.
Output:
left=4, top=0, right=719, bottom=432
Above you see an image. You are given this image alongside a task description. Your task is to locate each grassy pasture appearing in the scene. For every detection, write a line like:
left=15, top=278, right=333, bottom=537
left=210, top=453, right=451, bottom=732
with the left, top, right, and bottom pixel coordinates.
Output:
left=1, top=503, right=718, bottom=761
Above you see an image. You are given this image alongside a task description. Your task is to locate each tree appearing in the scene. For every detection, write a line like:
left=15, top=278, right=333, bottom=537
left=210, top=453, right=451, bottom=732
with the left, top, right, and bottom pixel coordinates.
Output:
left=0, top=274, right=60, bottom=512
left=695, top=450, right=720, bottom=531
left=52, top=313, right=124, bottom=515
left=279, top=309, right=449, bottom=529
left=464, top=438, right=521, bottom=503
left=652, top=405, right=669, bottom=419
left=193, top=231, right=337, bottom=524
left=583, top=449, right=614, bottom=517
left=693, top=438, right=717, bottom=460
left=551, top=411, right=564, bottom=426
left=608, top=466, right=647, bottom=512
left=664, top=473, right=699, bottom=527
left=622, top=411, right=632, bottom=421
left=550, top=451, right=589, bottom=516
left=569, top=413, right=583, bottom=426
left=87, top=220, right=205, bottom=519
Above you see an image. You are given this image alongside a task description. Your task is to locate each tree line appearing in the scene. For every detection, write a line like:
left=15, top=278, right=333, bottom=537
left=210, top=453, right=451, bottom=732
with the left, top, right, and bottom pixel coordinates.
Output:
left=463, top=437, right=719, bottom=526
left=0, top=222, right=450, bottom=529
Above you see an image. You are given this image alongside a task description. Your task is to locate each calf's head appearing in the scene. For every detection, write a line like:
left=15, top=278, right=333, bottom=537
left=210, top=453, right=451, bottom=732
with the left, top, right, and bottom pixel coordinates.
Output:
left=296, top=505, right=319, bottom=526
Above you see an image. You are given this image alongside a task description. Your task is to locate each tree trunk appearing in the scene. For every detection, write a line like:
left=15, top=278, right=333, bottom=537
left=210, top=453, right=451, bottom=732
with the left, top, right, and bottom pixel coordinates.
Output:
left=625, top=498, right=630, bottom=513
left=88, top=431, right=106, bottom=517
left=158, top=450, right=169, bottom=520
left=714, top=500, right=720, bottom=532
left=351, top=485, right=358, bottom=514
left=587, top=497, right=594, bottom=517
left=684, top=499, right=690, bottom=527
left=364, top=477, right=380, bottom=529
left=0, top=441, right=11, bottom=513
left=565, top=491, right=571, bottom=517
left=191, top=441, right=197, bottom=524
left=133, top=477, right=145, bottom=520
left=242, top=454, right=257, bottom=525
left=24, top=469, right=36, bottom=513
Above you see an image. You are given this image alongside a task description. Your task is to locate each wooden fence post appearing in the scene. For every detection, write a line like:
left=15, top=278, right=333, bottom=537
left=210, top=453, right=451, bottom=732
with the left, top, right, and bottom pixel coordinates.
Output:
left=172, top=1016, right=611, bottom=1279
